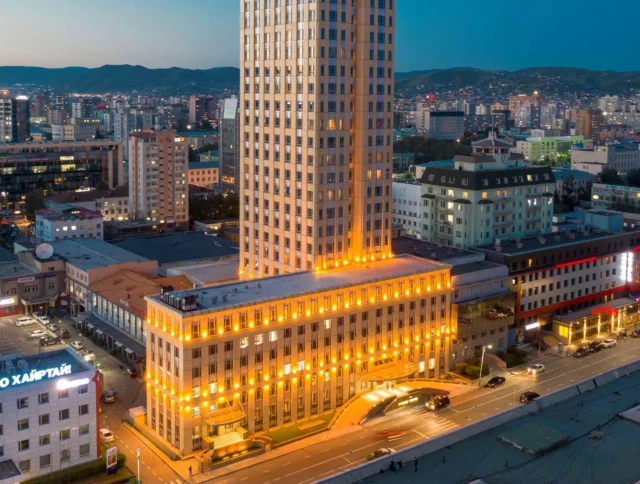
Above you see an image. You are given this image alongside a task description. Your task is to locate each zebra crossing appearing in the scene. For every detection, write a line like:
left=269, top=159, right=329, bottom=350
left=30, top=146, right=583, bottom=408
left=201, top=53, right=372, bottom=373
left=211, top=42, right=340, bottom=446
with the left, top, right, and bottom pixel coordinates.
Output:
left=386, top=406, right=460, bottom=441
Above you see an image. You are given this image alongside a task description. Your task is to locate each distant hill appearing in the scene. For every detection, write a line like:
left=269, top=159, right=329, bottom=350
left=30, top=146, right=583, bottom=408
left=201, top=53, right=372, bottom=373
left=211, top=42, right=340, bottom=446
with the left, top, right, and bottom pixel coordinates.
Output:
left=0, top=65, right=240, bottom=94
left=1, top=64, right=639, bottom=96
left=395, top=67, right=640, bottom=95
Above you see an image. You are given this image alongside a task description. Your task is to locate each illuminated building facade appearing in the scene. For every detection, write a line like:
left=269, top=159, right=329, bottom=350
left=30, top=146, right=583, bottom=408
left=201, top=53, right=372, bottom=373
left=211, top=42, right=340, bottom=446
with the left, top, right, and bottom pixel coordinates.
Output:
left=239, top=0, right=395, bottom=278
left=144, top=255, right=452, bottom=456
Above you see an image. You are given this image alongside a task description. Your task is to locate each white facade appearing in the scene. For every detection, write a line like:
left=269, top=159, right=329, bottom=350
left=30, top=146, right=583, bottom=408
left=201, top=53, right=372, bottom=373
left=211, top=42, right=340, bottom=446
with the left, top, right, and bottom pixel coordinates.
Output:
left=0, top=349, right=99, bottom=481
left=36, top=211, right=104, bottom=242
left=598, top=95, right=622, bottom=114
left=571, top=143, right=640, bottom=176
left=392, top=181, right=423, bottom=238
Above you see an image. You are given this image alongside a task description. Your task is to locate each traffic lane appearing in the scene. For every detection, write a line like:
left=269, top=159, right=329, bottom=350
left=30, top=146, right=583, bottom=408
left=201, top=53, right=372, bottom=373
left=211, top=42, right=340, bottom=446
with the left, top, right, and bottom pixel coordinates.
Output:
left=451, top=340, right=640, bottom=413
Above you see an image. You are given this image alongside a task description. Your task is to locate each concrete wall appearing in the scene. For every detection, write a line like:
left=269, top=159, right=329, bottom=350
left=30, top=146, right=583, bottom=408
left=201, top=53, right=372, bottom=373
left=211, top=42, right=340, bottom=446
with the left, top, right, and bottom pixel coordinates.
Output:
left=318, top=359, right=640, bottom=484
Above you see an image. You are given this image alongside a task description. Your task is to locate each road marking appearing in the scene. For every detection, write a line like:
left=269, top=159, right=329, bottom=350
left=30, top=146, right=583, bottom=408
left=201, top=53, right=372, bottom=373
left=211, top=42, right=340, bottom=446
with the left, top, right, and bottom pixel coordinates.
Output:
left=153, top=472, right=158, bottom=477
left=241, top=478, right=248, bottom=481
left=273, top=478, right=281, bottom=481
left=413, top=429, right=429, bottom=439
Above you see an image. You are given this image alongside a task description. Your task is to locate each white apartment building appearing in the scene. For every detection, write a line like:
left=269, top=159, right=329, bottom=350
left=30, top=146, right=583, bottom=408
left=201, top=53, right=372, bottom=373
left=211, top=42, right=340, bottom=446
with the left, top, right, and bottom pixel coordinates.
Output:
left=129, top=130, right=189, bottom=230
left=0, top=349, right=100, bottom=481
left=45, top=186, right=130, bottom=223
left=392, top=181, right=423, bottom=239
left=598, top=95, right=622, bottom=114
left=419, top=134, right=556, bottom=249
left=35, top=208, right=104, bottom=242
left=571, top=143, right=640, bottom=177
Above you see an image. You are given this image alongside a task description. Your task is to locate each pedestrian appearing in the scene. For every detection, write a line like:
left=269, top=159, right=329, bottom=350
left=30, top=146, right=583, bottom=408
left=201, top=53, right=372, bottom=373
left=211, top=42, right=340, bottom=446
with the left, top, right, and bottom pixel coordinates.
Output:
left=188, top=465, right=192, bottom=478
left=389, top=459, right=395, bottom=473
left=414, top=456, right=418, bottom=472
left=398, top=460, right=403, bottom=471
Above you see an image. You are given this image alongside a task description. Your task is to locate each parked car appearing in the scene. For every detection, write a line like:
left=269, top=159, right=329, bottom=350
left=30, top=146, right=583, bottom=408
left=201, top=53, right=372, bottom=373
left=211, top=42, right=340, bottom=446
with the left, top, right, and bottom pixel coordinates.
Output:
left=366, top=448, right=396, bottom=461
left=588, top=341, right=604, bottom=353
left=39, top=336, right=61, bottom=347
left=99, top=428, right=115, bottom=444
left=60, top=329, right=71, bottom=339
left=39, top=316, right=50, bottom=325
left=631, top=329, right=640, bottom=338
left=527, top=363, right=545, bottom=375
left=122, top=368, right=138, bottom=378
left=32, top=312, right=44, bottom=320
left=103, top=391, right=116, bottom=403
left=69, top=341, right=85, bottom=351
left=80, top=349, right=95, bottom=362
left=28, top=329, right=47, bottom=339
left=602, top=339, right=617, bottom=348
left=520, top=391, right=540, bottom=404
left=47, top=323, right=59, bottom=332
left=426, top=394, right=450, bottom=411
left=15, top=317, right=37, bottom=327
left=573, top=347, right=590, bottom=358
left=486, top=376, right=506, bottom=388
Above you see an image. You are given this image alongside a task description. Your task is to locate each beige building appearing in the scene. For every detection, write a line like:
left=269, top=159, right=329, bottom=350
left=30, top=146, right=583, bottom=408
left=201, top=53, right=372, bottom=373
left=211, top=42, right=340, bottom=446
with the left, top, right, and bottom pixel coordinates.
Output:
left=239, top=0, right=395, bottom=278
left=129, top=130, right=189, bottom=230
left=144, top=255, right=452, bottom=456
left=188, top=162, right=219, bottom=189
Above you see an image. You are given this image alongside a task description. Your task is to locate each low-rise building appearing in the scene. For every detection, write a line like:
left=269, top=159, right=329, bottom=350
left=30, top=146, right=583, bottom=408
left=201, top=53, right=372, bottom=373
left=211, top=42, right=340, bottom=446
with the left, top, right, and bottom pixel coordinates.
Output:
left=0, top=348, right=101, bottom=481
left=36, top=207, right=104, bottom=242
left=392, top=153, right=415, bottom=172
left=591, top=183, right=640, bottom=227
left=45, top=186, right=130, bottom=223
left=392, top=180, right=423, bottom=238
left=188, top=162, right=219, bottom=189
left=512, top=135, right=584, bottom=163
left=143, top=256, right=452, bottom=456
left=550, top=168, right=595, bottom=196
left=571, top=142, right=640, bottom=177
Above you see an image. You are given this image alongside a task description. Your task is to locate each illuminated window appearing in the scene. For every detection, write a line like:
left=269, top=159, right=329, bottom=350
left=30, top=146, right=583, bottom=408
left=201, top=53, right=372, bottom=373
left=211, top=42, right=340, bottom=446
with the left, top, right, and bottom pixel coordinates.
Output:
left=558, top=326, right=569, bottom=338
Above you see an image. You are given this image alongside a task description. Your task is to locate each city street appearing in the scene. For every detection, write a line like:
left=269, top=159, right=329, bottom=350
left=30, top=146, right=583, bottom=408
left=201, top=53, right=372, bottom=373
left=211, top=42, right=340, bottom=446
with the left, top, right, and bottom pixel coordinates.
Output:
left=211, top=336, right=640, bottom=484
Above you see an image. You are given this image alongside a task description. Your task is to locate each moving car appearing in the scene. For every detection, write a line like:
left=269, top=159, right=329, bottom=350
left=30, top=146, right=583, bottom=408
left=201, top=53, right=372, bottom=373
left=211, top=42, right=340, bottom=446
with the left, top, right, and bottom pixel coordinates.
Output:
left=99, top=428, right=115, bottom=443
left=15, top=317, right=37, bottom=327
left=527, top=363, right=545, bottom=375
left=47, top=323, right=59, bottom=332
left=60, top=329, right=71, bottom=339
left=588, top=341, right=604, bottom=353
left=426, top=394, right=450, bottom=411
left=39, top=336, right=61, bottom=347
left=520, top=391, right=540, bottom=404
left=80, top=349, right=95, bottom=362
left=28, top=329, right=47, bottom=339
left=103, top=391, right=116, bottom=403
left=69, top=341, right=85, bottom=351
left=486, top=376, right=506, bottom=388
left=123, top=368, right=138, bottom=378
left=573, top=347, right=590, bottom=358
left=602, top=339, right=617, bottom=348
left=366, top=448, right=396, bottom=461
left=631, top=329, right=640, bottom=338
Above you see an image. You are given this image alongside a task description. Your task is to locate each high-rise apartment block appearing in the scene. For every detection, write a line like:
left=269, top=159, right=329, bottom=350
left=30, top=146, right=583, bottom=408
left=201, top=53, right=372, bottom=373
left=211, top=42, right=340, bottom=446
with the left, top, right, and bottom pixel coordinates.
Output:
left=188, top=96, right=217, bottom=125
left=576, top=108, right=603, bottom=141
left=218, top=98, right=240, bottom=193
left=509, top=93, right=544, bottom=128
left=240, top=0, right=395, bottom=278
left=128, top=130, right=189, bottom=230
left=0, top=96, right=30, bottom=143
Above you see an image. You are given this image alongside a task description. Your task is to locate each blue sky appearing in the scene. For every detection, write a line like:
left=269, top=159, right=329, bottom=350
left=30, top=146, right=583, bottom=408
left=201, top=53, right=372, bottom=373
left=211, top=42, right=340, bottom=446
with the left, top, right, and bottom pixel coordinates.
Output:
left=1, top=0, right=639, bottom=72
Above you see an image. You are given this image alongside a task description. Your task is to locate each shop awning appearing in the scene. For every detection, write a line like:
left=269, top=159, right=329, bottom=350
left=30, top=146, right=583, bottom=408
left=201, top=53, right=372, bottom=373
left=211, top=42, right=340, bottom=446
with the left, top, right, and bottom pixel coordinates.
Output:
left=87, top=323, right=94, bottom=330
left=81, top=314, right=145, bottom=356
left=95, top=329, right=104, bottom=336
left=206, top=409, right=246, bottom=426
left=115, top=342, right=123, bottom=348
left=361, top=361, right=420, bottom=382
left=125, top=348, right=133, bottom=355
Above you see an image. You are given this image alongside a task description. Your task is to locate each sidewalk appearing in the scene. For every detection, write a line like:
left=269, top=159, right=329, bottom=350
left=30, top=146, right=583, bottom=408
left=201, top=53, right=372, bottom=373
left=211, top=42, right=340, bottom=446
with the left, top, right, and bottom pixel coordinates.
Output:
left=124, top=379, right=475, bottom=483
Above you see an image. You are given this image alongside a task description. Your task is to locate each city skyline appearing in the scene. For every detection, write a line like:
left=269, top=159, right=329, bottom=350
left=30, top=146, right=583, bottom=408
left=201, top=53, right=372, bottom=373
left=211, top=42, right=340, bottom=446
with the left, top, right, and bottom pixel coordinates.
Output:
left=1, top=0, right=639, bottom=72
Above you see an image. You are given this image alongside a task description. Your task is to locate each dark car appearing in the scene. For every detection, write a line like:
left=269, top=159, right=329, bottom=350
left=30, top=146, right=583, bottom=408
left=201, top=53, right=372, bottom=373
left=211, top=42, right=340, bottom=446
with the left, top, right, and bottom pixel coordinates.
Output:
left=426, top=394, right=450, bottom=411
left=520, top=391, right=540, bottom=404
left=588, top=341, right=604, bottom=353
left=486, top=376, right=506, bottom=388
left=573, top=347, right=590, bottom=358
left=103, top=391, right=116, bottom=403
left=60, top=329, right=71, bottom=339
left=39, top=336, right=61, bottom=347
left=632, top=329, right=640, bottom=338
left=122, top=368, right=138, bottom=378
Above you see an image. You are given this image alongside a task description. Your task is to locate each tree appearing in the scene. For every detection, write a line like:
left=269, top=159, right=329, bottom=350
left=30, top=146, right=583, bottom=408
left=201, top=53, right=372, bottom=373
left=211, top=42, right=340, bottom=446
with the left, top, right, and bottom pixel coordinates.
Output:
left=24, top=189, right=45, bottom=221
left=96, top=179, right=109, bottom=191
left=626, top=168, right=640, bottom=188
left=189, top=192, right=240, bottom=222
left=599, top=167, right=621, bottom=185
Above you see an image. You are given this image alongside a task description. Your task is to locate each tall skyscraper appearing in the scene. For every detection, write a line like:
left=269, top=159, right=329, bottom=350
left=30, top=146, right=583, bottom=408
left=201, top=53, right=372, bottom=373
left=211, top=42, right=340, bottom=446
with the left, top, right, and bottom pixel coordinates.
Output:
left=218, top=97, right=240, bottom=193
left=0, top=96, right=30, bottom=143
left=129, top=130, right=189, bottom=229
left=240, top=0, right=395, bottom=278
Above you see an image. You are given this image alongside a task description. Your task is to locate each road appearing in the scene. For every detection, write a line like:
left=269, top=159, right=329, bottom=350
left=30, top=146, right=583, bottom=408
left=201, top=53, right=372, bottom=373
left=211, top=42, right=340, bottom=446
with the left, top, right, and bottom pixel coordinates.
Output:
left=212, top=337, right=640, bottom=484
left=0, top=313, right=183, bottom=484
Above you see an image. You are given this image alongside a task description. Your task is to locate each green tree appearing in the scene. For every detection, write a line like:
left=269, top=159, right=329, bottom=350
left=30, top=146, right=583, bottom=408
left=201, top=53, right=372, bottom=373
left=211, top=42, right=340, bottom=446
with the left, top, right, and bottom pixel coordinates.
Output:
left=626, top=168, right=640, bottom=188
left=599, top=167, right=621, bottom=185
left=24, top=189, right=45, bottom=221
left=189, top=192, right=239, bottom=222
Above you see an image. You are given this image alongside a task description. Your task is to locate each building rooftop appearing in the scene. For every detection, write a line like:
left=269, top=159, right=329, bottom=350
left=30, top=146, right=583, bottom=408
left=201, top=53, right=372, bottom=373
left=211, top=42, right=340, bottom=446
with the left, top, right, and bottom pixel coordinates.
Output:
left=148, top=255, right=448, bottom=314
left=89, top=270, right=193, bottom=318
left=364, top=366, right=640, bottom=484
left=554, top=296, right=637, bottom=323
left=0, top=246, right=16, bottom=264
left=471, top=134, right=514, bottom=149
left=167, top=260, right=240, bottom=286
left=109, top=232, right=238, bottom=265
left=0, top=260, right=37, bottom=280
left=36, top=207, right=103, bottom=221
left=191, top=161, right=219, bottom=170
left=45, top=186, right=128, bottom=204
left=450, top=260, right=506, bottom=276
left=392, top=236, right=478, bottom=263
left=51, top=239, right=150, bottom=271
left=551, top=168, right=595, bottom=181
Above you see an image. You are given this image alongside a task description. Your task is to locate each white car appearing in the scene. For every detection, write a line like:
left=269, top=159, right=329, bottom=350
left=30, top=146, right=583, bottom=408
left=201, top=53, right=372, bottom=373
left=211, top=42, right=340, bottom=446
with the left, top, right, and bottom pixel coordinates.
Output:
left=99, top=428, right=115, bottom=443
left=602, top=339, right=617, bottom=348
left=69, top=341, right=85, bottom=351
left=32, top=312, right=44, bottom=320
left=15, top=317, right=37, bottom=327
left=39, top=316, right=50, bottom=324
left=28, top=329, right=47, bottom=339
left=527, top=363, right=545, bottom=375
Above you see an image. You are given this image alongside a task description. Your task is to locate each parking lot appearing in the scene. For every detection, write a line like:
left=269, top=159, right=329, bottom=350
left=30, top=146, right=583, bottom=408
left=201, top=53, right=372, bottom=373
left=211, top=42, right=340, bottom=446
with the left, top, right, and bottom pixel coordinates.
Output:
left=0, top=314, right=70, bottom=357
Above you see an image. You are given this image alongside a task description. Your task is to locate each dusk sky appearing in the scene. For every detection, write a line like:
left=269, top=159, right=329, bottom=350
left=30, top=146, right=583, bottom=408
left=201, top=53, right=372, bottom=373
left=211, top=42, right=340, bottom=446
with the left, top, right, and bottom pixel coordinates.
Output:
left=2, top=0, right=639, bottom=72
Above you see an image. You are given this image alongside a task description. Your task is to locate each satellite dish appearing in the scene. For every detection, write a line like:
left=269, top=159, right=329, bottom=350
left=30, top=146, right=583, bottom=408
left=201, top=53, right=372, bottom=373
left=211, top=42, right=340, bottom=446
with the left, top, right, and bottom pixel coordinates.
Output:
left=35, top=243, right=54, bottom=260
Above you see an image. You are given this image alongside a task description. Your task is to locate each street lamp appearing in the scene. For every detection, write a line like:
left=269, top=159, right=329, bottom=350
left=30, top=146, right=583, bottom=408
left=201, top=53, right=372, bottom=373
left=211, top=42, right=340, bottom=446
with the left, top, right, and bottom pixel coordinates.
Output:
left=479, top=344, right=493, bottom=387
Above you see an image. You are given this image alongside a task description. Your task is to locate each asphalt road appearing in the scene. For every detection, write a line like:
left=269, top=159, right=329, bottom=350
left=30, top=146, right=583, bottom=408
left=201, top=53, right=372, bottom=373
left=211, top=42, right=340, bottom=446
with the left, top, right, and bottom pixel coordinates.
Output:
left=212, top=336, right=640, bottom=484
